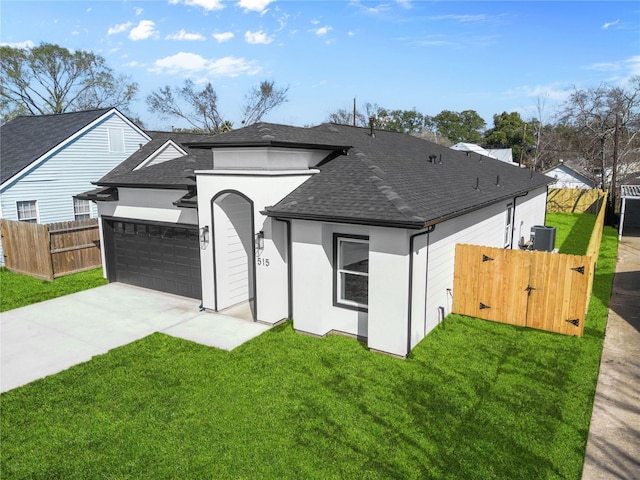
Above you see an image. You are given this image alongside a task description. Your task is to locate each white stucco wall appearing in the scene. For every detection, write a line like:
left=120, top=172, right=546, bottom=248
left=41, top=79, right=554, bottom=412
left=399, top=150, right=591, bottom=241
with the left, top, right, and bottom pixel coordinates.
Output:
left=196, top=170, right=315, bottom=323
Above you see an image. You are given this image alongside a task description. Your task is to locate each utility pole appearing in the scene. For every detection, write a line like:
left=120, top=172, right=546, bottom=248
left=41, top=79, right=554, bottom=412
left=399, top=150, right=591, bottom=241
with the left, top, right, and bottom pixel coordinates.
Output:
left=353, top=98, right=357, bottom=127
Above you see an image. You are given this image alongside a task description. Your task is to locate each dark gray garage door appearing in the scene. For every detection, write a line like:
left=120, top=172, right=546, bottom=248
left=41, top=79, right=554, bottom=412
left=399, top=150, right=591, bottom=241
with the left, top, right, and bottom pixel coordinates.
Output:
left=105, top=220, right=201, bottom=299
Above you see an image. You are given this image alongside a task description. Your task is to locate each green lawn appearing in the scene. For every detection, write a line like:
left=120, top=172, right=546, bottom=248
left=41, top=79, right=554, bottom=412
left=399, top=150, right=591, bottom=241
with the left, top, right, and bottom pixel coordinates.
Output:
left=0, top=267, right=108, bottom=312
left=0, top=217, right=618, bottom=479
left=546, top=212, right=597, bottom=255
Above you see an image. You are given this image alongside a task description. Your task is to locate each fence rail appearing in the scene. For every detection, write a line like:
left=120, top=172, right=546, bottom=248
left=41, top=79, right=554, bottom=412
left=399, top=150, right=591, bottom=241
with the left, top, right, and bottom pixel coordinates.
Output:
left=0, top=218, right=101, bottom=281
left=547, top=188, right=606, bottom=214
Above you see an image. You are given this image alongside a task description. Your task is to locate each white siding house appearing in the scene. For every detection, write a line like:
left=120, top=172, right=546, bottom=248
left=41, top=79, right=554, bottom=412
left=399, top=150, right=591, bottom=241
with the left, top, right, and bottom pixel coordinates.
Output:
left=545, top=162, right=595, bottom=189
left=0, top=108, right=149, bottom=265
left=85, top=122, right=553, bottom=357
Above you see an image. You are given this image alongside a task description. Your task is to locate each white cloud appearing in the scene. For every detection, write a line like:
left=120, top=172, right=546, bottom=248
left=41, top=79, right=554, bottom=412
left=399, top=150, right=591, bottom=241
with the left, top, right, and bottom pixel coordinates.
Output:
left=166, top=29, right=205, bottom=41
left=107, top=21, right=132, bottom=36
left=429, top=14, right=487, bottom=23
left=396, top=0, right=412, bottom=8
left=169, top=0, right=224, bottom=11
left=236, top=0, right=273, bottom=13
left=213, top=31, right=234, bottom=42
left=150, top=52, right=260, bottom=77
left=129, top=20, right=158, bottom=41
left=348, top=31, right=355, bottom=37
left=0, top=40, right=34, bottom=49
left=122, top=60, right=141, bottom=68
left=135, top=7, right=143, bottom=16
left=314, top=26, right=332, bottom=37
left=602, top=19, right=619, bottom=29
left=245, top=30, right=273, bottom=44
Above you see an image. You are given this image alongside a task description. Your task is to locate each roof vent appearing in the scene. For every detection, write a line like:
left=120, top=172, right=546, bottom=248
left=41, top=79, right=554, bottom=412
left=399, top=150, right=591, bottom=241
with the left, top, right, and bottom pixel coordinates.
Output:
left=496, top=175, right=500, bottom=186
left=428, top=154, right=437, bottom=164
left=369, top=117, right=376, bottom=138
left=474, top=177, right=480, bottom=190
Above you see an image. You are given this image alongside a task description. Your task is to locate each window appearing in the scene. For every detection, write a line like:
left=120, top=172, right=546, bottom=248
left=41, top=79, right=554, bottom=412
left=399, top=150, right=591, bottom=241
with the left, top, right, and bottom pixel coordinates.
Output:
left=73, top=198, right=92, bottom=220
left=108, top=127, right=125, bottom=153
left=334, top=235, right=369, bottom=310
left=16, top=200, right=38, bottom=223
left=504, top=203, right=513, bottom=248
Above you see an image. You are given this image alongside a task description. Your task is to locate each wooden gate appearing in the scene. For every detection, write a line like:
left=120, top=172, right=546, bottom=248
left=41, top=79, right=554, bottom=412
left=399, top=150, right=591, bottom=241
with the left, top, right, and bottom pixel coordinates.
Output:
left=452, top=244, right=591, bottom=336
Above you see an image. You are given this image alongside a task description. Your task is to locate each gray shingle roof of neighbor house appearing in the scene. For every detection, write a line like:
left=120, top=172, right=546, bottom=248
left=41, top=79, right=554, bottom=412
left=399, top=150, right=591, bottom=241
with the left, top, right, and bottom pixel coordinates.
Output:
left=1, top=108, right=113, bottom=184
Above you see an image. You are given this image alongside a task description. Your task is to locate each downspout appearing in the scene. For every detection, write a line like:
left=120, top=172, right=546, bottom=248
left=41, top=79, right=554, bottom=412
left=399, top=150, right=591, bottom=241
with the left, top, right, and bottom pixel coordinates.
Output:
left=407, top=225, right=436, bottom=356
left=510, top=191, right=529, bottom=249
left=275, top=218, right=293, bottom=319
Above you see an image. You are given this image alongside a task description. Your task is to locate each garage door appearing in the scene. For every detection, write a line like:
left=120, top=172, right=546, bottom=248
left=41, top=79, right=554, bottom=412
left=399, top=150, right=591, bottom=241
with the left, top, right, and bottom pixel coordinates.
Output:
left=105, top=220, right=202, bottom=299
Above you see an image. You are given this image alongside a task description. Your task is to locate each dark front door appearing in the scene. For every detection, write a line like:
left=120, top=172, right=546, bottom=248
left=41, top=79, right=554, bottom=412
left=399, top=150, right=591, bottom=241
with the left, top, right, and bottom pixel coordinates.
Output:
left=105, top=220, right=202, bottom=299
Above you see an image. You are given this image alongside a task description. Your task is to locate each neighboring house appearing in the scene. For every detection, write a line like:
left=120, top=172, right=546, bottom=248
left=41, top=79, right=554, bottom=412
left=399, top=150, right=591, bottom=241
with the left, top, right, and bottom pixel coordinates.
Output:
left=451, top=143, right=516, bottom=165
left=0, top=108, right=150, bottom=265
left=81, top=122, right=553, bottom=357
left=544, top=161, right=596, bottom=189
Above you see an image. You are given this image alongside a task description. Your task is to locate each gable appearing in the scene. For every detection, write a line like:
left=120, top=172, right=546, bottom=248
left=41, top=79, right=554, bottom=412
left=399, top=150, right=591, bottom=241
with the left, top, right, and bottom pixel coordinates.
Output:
left=133, top=140, right=188, bottom=171
left=0, top=108, right=149, bottom=188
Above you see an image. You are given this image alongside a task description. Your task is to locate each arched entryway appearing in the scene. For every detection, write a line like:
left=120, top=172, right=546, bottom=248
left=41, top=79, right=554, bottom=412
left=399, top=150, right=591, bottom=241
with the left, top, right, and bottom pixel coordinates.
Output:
left=211, top=191, right=256, bottom=320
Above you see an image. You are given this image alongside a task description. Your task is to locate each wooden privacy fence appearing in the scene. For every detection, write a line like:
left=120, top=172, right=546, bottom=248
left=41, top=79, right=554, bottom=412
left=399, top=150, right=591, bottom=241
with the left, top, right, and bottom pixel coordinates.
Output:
left=1, top=218, right=101, bottom=281
left=547, top=188, right=606, bottom=214
left=452, top=245, right=591, bottom=336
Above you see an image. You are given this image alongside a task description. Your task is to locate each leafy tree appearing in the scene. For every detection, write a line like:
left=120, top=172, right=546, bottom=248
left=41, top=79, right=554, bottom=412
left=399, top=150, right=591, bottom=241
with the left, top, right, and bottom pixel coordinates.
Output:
left=0, top=42, right=138, bottom=120
left=327, top=102, right=431, bottom=134
left=147, top=80, right=288, bottom=134
left=484, top=111, right=536, bottom=165
left=432, top=110, right=486, bottom=144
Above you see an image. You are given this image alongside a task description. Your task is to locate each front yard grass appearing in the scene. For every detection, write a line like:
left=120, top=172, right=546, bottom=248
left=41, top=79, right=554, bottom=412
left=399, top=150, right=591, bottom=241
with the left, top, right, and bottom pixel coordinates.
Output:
left=0, top=267, right=108, bottom=312
left=1, top=218, right=618, bottom=479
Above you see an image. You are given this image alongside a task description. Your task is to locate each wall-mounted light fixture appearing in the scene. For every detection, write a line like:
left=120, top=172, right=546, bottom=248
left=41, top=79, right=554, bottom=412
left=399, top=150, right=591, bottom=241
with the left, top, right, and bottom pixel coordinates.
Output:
left=199, top=225, right=209, bottom=249
left=255, top=230, right=264, bottom=251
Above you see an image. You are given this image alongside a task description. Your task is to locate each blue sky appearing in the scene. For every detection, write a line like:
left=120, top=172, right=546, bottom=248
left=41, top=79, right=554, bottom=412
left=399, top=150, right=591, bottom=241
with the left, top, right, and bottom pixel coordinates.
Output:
left=1, top=1, right=638, bottom=130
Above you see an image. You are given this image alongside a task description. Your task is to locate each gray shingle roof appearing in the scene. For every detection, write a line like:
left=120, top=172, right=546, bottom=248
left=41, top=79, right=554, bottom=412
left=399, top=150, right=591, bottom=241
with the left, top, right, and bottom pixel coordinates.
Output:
left=1, top=108, right=112, bottom=184
left=96, top=131, right=214, bottom=188
left=264, top=124, right=554, bottom=228
left=95, top=121, right=554, bottom=228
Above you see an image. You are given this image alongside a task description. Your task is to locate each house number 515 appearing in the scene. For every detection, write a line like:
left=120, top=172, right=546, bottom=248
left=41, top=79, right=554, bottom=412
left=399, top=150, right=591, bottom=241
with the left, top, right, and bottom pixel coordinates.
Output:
left=257, top=258, right=270, bottom=267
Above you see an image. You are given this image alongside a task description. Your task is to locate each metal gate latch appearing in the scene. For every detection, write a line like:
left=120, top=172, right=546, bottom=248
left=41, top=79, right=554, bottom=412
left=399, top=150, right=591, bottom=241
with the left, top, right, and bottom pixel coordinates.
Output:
left=571, top=266, right=585, bottom=274
left=479, top=303, right=491, bottom=309
left=566, top=319, right=580, bottom=327
left=482, top=255, right=494, bottom=262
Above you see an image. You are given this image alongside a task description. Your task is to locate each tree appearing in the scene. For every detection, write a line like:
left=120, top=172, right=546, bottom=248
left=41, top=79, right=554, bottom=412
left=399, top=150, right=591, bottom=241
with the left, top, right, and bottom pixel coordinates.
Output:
left=0, top=43, right=138, bottom=120
left=557, top=77, right=640, bottom=190
left=484, top=112, right=536, bottom=166
left=241, top=81, right=289, bottom=126
left=326, top=102, right=431, bottom=134
left=432, top=110, right=486, bottom=144
left=147, top=80, right=288, bottom=134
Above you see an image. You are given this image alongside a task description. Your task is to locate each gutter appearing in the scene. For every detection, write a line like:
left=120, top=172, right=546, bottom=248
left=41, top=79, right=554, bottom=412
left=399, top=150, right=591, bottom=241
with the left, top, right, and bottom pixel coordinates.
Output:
left=510, top=191, right=530, bottom=249
left=274, top=217, right=293, bottom=319
left=407, top=225, right=436, bottom=356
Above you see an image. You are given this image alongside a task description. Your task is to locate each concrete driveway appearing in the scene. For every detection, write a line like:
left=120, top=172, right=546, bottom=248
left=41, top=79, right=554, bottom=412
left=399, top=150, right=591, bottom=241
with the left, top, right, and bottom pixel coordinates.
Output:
left=0, top=283, right=271, bottom=393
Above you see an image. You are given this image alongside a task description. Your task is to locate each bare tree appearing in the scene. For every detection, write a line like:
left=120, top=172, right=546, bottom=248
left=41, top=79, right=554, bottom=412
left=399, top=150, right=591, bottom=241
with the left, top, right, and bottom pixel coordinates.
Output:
left=241, top=81, right=289, bottom=126
left=146, top=80, right=223, bottom=134
left=557, top=77, right=640, bottom=189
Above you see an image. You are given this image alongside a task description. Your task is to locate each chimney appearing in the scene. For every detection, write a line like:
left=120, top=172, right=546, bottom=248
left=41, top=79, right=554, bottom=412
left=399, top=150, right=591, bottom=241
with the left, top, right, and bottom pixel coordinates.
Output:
left=369, top=117, right=375, bottom=138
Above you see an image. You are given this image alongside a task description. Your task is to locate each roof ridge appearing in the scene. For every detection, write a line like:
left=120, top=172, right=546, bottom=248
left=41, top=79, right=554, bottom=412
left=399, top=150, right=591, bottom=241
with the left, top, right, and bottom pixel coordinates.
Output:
left=351, top=148, right=426, bottom=224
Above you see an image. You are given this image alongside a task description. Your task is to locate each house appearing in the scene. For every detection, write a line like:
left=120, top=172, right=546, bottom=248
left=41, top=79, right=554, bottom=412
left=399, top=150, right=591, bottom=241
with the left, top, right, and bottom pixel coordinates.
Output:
left=451, top=142, right=516, bottom=165
left=0, top=108, right=150, bottom=265
left=81, top=122, right=553, bottom=357
left=544, top=160, right=596, bottom=189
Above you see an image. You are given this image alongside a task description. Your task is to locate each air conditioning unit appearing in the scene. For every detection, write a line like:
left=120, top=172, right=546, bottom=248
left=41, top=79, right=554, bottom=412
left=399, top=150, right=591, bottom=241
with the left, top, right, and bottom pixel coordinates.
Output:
left=530, top=225, right=556, bottom=252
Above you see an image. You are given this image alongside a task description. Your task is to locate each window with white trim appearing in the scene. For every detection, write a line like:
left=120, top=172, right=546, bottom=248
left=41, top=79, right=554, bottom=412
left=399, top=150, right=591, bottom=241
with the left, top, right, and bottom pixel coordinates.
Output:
left=108, top=127, right=125, bottom=153
left=16, top=200, right=38, bottom=223
left=334, top=235, right=369, bottom=310
left=504, top=203, right=513, bottom=248
left=73, top=198, right=92, bottom=220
